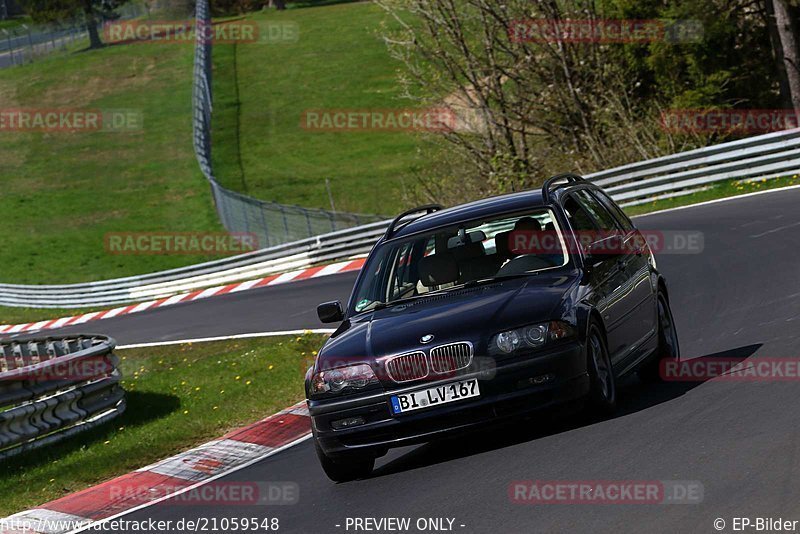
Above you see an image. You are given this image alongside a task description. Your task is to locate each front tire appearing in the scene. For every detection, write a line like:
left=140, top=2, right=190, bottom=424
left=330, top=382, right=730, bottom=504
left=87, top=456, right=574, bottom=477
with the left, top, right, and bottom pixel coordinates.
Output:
left=314, top=439, right=374, bottom=483
left=640, top=290, right=680, bottom=382
left=586, top=322, right=616, bottom=415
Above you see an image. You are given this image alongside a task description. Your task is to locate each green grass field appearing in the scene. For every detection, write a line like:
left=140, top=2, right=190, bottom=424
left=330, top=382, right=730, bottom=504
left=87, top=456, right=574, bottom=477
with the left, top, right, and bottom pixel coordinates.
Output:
left=0, top=1, right=430, bottom=289
left=0, top=334, right=321, bottom=516
left=211, top=2, right=429, bottom=216
left=0, top=17, right=31, bottom=30
left=0, top=37, right=225, bottom=285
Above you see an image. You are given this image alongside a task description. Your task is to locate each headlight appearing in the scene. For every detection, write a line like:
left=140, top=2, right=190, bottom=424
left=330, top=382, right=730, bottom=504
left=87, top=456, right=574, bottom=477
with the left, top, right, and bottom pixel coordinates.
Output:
left=310, top=363, right=378, bottom=395
left=490, top=321, right=575, bottom=355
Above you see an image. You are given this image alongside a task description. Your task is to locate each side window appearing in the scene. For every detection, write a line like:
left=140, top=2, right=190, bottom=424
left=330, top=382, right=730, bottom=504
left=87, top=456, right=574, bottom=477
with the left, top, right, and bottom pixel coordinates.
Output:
left=573, top=190, right=620, bottom=231
left=563, top=194, right=600, bottom=232
left=387, top=241, right=416, bottom=300
left=592, top=189, right=634, bottom=233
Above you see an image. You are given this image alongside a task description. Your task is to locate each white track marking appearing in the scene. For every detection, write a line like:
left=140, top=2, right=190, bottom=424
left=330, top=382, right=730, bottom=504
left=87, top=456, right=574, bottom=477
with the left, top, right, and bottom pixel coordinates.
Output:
left=314, top=261, right=350, bottom=277
left=117, top=329, right=336, bottom=349
left=631, top=183, right=800, bottom=219
left=229, top=279, right=261, bottom=293
left=267, top=270, right=304, bottom=285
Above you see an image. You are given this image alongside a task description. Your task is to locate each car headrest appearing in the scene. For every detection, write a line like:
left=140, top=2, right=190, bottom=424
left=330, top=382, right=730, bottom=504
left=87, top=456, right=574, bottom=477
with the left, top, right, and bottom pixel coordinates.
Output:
left=495, top=230, right=512, bottom=259
left=514, top=217, right=542, bottom=232
left=417, top=254, right=459, bottom=287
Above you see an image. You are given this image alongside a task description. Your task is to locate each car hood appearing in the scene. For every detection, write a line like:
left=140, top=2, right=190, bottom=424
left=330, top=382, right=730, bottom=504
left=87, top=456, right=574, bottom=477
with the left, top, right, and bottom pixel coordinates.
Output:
left=317, top=272, right=581, bottom=370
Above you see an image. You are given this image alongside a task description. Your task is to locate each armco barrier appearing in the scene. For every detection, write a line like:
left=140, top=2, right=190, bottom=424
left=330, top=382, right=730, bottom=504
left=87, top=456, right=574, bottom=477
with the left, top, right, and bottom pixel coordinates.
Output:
left=586, top=127, right=800, bottom=206
left=0, top=220, right=390, bottom=308
left=2, top=127, right=799, bottom=307
left=0, top=335, right=125, bottom=461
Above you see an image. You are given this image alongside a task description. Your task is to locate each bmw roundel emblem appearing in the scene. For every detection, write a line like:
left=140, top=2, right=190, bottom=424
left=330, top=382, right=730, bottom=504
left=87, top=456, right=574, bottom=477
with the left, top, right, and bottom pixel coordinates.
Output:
left=420, top=334, right=435, bottom=344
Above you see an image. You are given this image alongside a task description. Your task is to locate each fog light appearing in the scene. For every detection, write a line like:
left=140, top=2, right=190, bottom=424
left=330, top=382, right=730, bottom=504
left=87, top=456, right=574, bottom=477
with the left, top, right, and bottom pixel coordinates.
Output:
left=331, top=416, right=366, bottom=430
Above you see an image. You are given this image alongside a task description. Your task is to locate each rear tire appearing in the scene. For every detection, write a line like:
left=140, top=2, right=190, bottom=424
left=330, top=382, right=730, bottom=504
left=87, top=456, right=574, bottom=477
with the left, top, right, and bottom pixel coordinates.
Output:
left=314, top=439, right=374, bottom=483
left=586, top=322, right=616, bottom=415
left=640, top=290, right=680, bottom=382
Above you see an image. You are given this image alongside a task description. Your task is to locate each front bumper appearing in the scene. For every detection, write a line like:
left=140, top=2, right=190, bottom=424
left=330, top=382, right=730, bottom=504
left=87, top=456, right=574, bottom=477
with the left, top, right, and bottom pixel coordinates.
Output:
left=308, top=341, right=588, bottom=456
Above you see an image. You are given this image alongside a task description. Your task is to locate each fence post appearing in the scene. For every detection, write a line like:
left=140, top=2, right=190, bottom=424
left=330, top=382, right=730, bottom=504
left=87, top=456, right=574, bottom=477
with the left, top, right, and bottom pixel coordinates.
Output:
left=281, top=205, right=290, bottom=240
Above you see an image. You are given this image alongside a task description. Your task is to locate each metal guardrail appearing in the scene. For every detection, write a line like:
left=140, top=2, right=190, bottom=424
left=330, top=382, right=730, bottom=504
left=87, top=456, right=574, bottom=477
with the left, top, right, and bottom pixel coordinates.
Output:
left=0, top=335, right=125, bottom=461
left=191, top=0, right=383, bottom=248
left=3, top=127, right=800, bottom=308
left=586, top=128, right=800, bottom=206
left=0, top=220, right=390, bottom=308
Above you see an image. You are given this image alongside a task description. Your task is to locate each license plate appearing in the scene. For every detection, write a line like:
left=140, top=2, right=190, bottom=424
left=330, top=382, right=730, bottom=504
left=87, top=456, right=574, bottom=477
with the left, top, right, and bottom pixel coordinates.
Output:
left=390, top=379, right=480, bottom=415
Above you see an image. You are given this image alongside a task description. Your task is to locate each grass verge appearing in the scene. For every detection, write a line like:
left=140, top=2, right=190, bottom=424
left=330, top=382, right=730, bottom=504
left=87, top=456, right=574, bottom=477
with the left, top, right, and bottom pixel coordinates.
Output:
left=0, top=333, right=322, bottom=516
left=0, top=31, right=223, bottom=285
left=623, top=174, right=800, bottom=216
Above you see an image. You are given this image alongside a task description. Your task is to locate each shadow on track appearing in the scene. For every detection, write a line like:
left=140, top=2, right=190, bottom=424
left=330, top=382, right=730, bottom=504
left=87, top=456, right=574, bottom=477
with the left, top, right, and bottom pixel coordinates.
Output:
left=371, top=344, right=761, bottom=479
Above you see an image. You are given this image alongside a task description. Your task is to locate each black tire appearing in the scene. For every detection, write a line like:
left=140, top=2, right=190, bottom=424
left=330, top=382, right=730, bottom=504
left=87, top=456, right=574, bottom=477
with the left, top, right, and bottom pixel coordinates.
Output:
left=586, top=321, right=616, bottom=415
left=640, top=290, right=681, bottom=382
left=314, top=439, right=374, bottom=483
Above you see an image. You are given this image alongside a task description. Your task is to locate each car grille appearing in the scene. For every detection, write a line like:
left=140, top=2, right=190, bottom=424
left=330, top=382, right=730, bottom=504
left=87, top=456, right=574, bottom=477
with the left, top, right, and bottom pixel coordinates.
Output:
left=430, top=342, right=473, bottom=374
left=386, top=352, right=429, bottom=382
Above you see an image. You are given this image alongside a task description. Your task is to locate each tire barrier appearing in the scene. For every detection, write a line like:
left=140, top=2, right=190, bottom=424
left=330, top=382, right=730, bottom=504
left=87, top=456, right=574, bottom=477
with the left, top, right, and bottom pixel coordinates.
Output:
left=0, top=335, right=125, bottom=461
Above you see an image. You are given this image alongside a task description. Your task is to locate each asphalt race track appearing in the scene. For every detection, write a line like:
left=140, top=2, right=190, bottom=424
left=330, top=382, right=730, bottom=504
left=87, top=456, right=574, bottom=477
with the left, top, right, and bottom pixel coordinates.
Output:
left=63, top=188, right=800, bottom=532
left=38, top=272, right=359, bottom=345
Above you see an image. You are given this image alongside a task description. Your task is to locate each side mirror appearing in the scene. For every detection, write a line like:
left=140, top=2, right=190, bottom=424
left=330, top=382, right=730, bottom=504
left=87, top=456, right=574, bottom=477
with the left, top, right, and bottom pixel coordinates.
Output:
left=317, top=301, right=344, bottom=323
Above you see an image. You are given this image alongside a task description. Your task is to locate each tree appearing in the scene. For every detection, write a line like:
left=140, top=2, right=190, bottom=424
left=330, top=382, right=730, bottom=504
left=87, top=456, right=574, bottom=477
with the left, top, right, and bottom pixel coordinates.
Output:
left=20, top=0, right=129, bottom=48
left=768, top=0, right=800, bottom=110
left=377, top=0, right=781, bottom=205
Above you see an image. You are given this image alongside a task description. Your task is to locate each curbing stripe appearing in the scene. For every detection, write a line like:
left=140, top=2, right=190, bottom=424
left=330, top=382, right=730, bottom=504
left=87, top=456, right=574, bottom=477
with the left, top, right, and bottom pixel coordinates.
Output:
left=1, top=509, right=91, bottom=534
left=0, top=258, right=366, bottom=338
left=0, top=402, right=312, bottom=534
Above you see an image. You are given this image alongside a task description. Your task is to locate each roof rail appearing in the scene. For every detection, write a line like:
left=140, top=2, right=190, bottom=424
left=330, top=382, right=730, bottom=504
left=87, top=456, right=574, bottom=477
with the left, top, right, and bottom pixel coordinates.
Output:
left=385, top=204, right=443, bottom=238
left=542, top=173, right=586, bottom=202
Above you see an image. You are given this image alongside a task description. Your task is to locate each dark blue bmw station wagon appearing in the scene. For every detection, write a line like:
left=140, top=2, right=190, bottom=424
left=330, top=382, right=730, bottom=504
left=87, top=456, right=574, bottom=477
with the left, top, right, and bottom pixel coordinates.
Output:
left=306, top=174, right=680, bottom=482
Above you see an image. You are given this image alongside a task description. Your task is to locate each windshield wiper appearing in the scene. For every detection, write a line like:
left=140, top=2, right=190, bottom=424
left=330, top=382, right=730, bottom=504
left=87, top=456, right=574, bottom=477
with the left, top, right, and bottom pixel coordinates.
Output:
left=371, top=293, right=434, bottom=311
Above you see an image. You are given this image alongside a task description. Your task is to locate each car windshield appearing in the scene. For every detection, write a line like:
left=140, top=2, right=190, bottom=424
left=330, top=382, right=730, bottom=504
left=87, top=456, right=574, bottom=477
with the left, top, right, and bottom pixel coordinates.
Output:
left=352, top=209, right=569, bottom=313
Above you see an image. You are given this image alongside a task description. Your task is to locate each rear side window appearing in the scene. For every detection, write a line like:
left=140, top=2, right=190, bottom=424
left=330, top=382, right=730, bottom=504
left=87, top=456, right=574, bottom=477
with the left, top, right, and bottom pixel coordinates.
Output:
left=563, top=195, right=599, bottom=232
left=572, top=190, right=620, bottom=231
left=592, top=189, right=635, bottom=232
